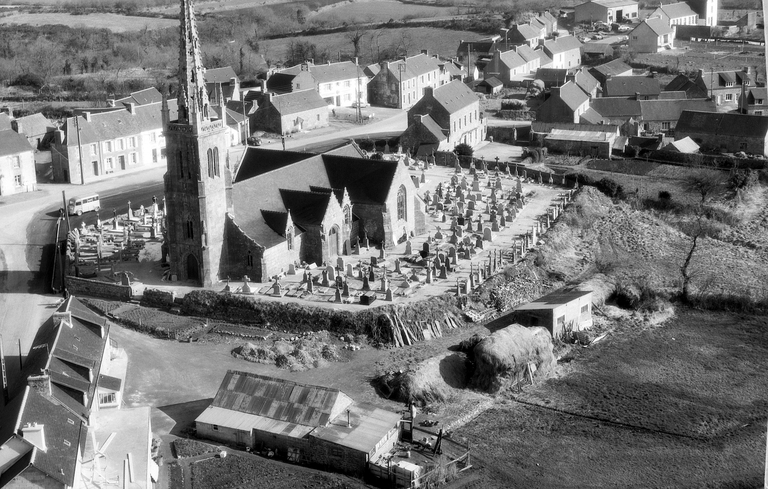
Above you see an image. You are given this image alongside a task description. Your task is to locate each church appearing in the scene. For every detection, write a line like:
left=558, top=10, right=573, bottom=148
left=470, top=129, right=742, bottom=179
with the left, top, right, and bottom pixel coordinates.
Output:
left=163, top=0, right=426, bottom=286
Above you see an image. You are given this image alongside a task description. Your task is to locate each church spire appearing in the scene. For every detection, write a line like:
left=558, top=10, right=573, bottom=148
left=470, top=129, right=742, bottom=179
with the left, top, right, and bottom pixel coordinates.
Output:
left=178, top=0, right=210, bottom=125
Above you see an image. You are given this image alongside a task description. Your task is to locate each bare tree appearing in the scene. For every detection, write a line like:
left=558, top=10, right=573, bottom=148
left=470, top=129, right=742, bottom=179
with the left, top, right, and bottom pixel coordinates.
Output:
left=682, top=173, right=727, bottom=204
left=345, top=25, right=366, bottom=60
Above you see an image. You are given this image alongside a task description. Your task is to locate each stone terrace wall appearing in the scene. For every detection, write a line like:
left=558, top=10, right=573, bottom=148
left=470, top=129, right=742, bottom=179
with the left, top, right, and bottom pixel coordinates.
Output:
left=66, top=277, right=132, bottom=301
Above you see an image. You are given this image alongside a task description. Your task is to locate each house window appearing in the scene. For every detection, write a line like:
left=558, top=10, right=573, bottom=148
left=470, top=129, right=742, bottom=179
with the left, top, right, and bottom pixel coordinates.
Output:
left=397, top=185, right=407, bottom=221
left=152, top=148, right=158, bottom=163
left=581, top=304, right=590, bottom=314
left=130, top=152, right=137, bottom=165
left=213, top=425, right=219, bottom=431
left=739, top=142, right=748, bottom=150
left=151, top=132, right=157, bottom=143
left=90, top=143, right=97, bottom=155
left=129, top=136, right=136, bottom=148
left=186, top=220, right=194, bottom=239
left=344, top=80, right=350, bottom=87
left=331, top=448, right=343, bottom=457
left=662, top=122, right=670, bottom=130
left=99, top=393, right=116, bottom=405
left=117, top=138, right=124, bottom=150
left=757, top=99, right=764, bottom=105
left=317, top=114, right=320, bottom=121
left=14, top=175, right=22, bottom=187
left=118, top=155, right=125, bottom=168
left=105, top=141, right=113, bottom=152
left=725, top=93, right=733, bottom=101
left=756, top=111, right=763, bottom=115
left=106, top=157, right=113, bottom=170
left=286, top=227, right=294, bottom=250
left=12, top=155, right=20, bottom=168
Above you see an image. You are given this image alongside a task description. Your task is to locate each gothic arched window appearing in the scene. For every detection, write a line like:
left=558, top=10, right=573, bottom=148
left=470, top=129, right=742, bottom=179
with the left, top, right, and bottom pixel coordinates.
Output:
left=397, top=185, right=407, bottom=221
left=247, top=250, right=254, bottom=267
left=207, top=148, right=214, bottom=178
left=343, top=205, right=351, bottom=225
left=213, top=147, right=220, bottom=177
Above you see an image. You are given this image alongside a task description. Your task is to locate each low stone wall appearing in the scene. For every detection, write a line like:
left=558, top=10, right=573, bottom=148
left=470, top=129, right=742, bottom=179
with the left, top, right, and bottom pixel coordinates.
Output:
left=66, top=276, right=132, bottom=301
left=141, top=288, right=176, bottom=308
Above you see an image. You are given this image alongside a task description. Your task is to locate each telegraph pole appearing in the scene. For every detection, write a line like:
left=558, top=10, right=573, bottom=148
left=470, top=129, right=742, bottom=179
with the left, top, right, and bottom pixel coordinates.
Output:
left=74, top=115, right=85, bottom=185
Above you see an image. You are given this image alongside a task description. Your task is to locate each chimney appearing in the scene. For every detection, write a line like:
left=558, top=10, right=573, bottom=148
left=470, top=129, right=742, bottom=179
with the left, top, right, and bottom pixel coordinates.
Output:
left=28, top=374, right=52, bottom=397
left=21, top=423, right=47, bottom=452
left=11, top=119, right=23, bottom=135
left=128, top=102, right=137, bottom=115
left=635, top=91, right=640, bottom=100
left=743, top=66, right=751, bottom=74
left=421, top=49, right=428, bottom=55
left=84, top=112, right=92, bottom=122
left=55, top=129, right=64, bottom=145
left=53, top=311, right=72, bottom=328
left=267, top=92, right=274, bottom=103
left=260, top=79, right=267, bottom=93
left=346, top=409, right=351, bottom=428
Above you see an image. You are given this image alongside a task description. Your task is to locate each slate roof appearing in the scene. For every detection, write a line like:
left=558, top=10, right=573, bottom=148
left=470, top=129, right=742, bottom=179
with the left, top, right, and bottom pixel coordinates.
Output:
left=419, top=114, right=448, bottom=141
left=322, top=155, right=399, bottom=205
left=386, top=53, right=440, bottom=81
left=658, top=91, right=688, bottom=99
left=309, top=61, right=361, bottom=83
left=591, top=58, right=633, bottom=78
left=115, top=87, right=163, bottom=106
left=580, top=0, right=637, bottom=7
left=543, top=36, right=582, bottom=55
left=676, top=110, right=768, bottom=138
left=235, top=148, right=313, bottom=183
left=205, top=66, right=238, bottom=84
left=536, top=50, right=553, bottom=67
left=664, top=74, right=709, bottom=98
left=515, top=44, right=539, bottom=63
left=499, top=50, right=527, bottom=70
left=604, top=76, right=661, bottom=97
left=61, top=101, right=177, bottom=147
left=535, top=68, right=570, bottom=85
left=268, top=89, right=327, bottom=115
left=0, top=130, right=34, bottom=157
left=513, top=23, right=540, bottom=40
left=14, top=113, right=51, bottom=138
left=279, top=189, right=332, bottom=227
left=557, top=81, right=590, bottom=111
left=580, top=107, right=607, bottom=124
left=747, top=87, right=768, bottom=103
left=431, top=80, right=478, bottom=114
left=639, top=17, right=674, bottom=36
left=260, top=210, right=289, bottom=236
left=209, top=371, right=352, bottom=428
left=675, top=25, right=716, bottom=40
left=482, top=77, right=504, bottom=88
left=700, top=70, right=755, bottom=90
left=582, top=43, right=614, bottom=55
left=591, top=97, right=642, bottom=117
left=655, top=2, right=697, bottom=20
left=573, top=69, right=601, bottom=95
left=457, top=39, right=498, bottom=55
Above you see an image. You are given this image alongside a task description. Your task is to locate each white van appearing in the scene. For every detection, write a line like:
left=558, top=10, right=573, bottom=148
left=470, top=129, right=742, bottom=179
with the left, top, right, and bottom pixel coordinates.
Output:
left=68, top=194, right=100, bottom=216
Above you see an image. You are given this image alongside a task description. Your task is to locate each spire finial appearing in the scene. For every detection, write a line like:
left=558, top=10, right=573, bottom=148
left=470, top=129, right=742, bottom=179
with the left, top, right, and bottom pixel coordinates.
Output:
left=178, top=0, right=210, bottom=124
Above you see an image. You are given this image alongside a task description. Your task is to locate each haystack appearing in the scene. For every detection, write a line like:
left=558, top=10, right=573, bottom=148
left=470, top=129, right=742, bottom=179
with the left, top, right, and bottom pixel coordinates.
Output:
left=375, top=352, right=468, bottom=406
left=471, top=324, right=556, bottom=393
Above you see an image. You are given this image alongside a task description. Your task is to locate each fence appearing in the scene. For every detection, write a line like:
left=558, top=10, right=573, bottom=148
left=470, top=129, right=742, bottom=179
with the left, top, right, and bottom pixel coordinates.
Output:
left=409, top=450, right=472, bottom=489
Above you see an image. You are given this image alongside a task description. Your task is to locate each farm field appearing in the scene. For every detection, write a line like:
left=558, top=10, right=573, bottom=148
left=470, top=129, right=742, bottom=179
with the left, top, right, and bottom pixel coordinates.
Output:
left=259, top=26, right=479, bottom=64
left=0, top=12, right=177, bottom=31
left=453, top=310, right=768, bottom=488
left=310, top=0, right=458, bottom=23
left=634, top=41, right=766, bottom=81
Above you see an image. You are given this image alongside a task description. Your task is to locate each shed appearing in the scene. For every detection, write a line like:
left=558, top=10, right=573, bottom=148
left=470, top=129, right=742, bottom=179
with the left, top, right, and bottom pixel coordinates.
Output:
left=513, top=290, right=594, bottom=338
left=477, top=77, right=503, bottom=95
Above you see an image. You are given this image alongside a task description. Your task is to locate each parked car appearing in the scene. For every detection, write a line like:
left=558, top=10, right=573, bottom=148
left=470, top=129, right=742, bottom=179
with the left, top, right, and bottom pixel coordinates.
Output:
left=592, top=33, right=604, bottom=40
left=247, top=136, right=262, bottom=146
left=351, top=101, right=369, bottom=108
left=618, top=24, right=631, bottom=32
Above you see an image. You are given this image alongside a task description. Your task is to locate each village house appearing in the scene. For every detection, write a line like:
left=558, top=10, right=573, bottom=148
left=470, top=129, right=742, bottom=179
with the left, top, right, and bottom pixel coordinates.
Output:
left=0, top=109, right=13, bottom=130
left=439, top=58, right=468, bottom=82
left=649, top=2, right=699, bottom=27
left=663, top=74, right=710, bottom=99
left=575, top=0, right=639, bottom=24
left=507, top=23, right=543, bottom=48
left=675, top=110, right=768, bottom=155
left=482, top=49, right=528, bottom=86
left=739, top=87, right=768, bottom=114
left=687, top=0, right=718, bottom=26
left=205, top=66, right=241, bottom=104
left=602, top=75, right=661, bottom=99
left=0, top=129, right=36, bottom=195
left=0, top=297, right=154, bottom=488
left=662, top=136, right=700, bottom=153
left=693, top=67, right=756, bottom=106
left=51, top=100, right=175, bottom=184
left=589, top=97, right=641, bottom=129
left=581, top=42, right=615, bottom=60
left=113, top=86, right=163, bottom=106
left=476, top=77, right=504, bottom=95
left=267, top=63, right=316, bottom=94
left=212, top=100, right=253, bottom=145
left=367, top=52, right=444, bottom=109
left=457, top=36, right=501, bottom=67
left=271, top=61, right=368, bottom=107
left=251, top=90, right=329, bottom=135
left=629, top=17, right=675, bottom=53
left=589, top=58, right=634, bottom=89
left=544, top=128, right=617, bottom=158
left=535, top=81, right=591, bottom=123
left=638, top=98, right=717, bottom=135
left=405, top=80, right=486, bottom=150
left=539, top=36, right=583, bottom=70
left=195, top=371, right=402, bottom=476
left=514, top=290, right=594, bottom=339
left=11, top=113, right=53, bottom=149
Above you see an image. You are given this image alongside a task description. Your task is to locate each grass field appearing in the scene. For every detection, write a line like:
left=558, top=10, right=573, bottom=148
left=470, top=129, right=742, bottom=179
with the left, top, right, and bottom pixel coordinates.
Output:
left=454, top=310, right=768, bottom=488
left=259, top=26, right=479, bottom=64
left=311, top=0, right=457, bottom=23
left=0, top=12, right=177, bottom=31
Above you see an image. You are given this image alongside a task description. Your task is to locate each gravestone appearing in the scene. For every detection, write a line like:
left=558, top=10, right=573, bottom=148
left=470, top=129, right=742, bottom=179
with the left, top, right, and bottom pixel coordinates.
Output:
left=435, top=229, right=443, bottom=240
left=380, top=277, right=389, bottom=292
left=334, top=287, right=342, bottom=303
left=386, top=288, right=393, bottom=301
left=272, top=280, right=283, bottom=297
left=337, top=256, right=345, bottom=271
left=500, top=214, right=506, bottom=227
left=288, top=263, right=296, bottom=275
left=420, top=170, right=426, bottom=183
left=362, top=276, right=371, bottom=291
left=425, top=267, right=433, bottom=283
left=467, top=200, right=475, bottom=211
left=371, top=256, right=378, bottom=267
left=369, top=267, right=376, bottom=281
left=492, top=221, right=500, bottom=232
left=321, top=270, right=330, bottom=287
left=466, top=219, right=474, bottom=232
left=483, top=227, right=494, bottom=242
left=405, top=240, right=413, bottom=255
left=342, top=282, right=350, bottom=297
left=476, top=219, right=483, bottom=233
left=516, top=178, right=523, bottom=194
left=439, top=265, right=448, bottom=279
left=307, top=275, right=314, bottom=293
left=326, top=265, right=336, bottom=281
left=472, top=179, right=480, bottom=192
left=421, top=242, right=431, bottom=258
left=495, top=178, right=502, bottom=190
left=456, top=226, right=463, bottom=238
left=475, top=235, right=484, bottom=249
left=379, top=244, right=386, bottom=260
left=347, top=263, right=354, bottom=277
left=441, top=213, right=447, bottom=223
left=242, top=276, right=252, bottom=294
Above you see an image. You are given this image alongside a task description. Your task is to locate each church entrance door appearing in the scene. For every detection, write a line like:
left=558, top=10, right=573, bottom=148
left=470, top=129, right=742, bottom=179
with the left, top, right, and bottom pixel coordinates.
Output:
left=186, top=253, right=200, bottom=282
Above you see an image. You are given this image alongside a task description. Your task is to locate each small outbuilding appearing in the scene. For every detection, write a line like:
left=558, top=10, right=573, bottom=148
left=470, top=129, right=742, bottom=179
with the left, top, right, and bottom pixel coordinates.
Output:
left=477, top=77, right=503, bottom=95
left=196, top=371, right=402, bottom=476
left=513, top=290, right=594, bottom=338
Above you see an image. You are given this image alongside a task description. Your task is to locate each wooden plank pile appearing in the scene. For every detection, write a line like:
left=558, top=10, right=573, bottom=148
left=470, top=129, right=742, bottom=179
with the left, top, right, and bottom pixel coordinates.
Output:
left=385, top=312, right=465, bottom=347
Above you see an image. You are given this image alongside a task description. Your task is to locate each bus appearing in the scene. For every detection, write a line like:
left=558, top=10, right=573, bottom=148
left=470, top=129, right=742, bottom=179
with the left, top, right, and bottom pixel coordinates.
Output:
left=68, top=194, right=100, bottom=216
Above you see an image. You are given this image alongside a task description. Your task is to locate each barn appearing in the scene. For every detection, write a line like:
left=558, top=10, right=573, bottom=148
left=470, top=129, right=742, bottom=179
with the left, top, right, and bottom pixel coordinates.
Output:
left=513, top=290, right=594, bottom=338
left=195, top=371, right=402, bottom=475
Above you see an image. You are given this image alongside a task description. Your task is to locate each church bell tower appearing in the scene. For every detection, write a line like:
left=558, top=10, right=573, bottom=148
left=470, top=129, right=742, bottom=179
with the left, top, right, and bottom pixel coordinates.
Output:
left=163, top=0, right=231, bottom=286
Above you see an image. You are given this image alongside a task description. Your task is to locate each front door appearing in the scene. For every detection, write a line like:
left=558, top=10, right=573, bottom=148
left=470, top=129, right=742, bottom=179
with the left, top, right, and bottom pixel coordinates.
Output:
left=616, top=9, right=623, bottom=22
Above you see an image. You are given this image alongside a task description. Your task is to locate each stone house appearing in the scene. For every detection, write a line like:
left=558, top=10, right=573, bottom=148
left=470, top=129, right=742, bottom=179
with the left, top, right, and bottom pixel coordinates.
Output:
left=638, top=98, right=717, bottom=135
left=663, top=74, right=710, bottom=99
left=267, top=63, right=316, bottom=94
left=589, top=58, right=633, bottom=88
left=50, top=101, right=174, bottom=184
left=649, top=2, right=699, bottom=27
left=544, top=128, right=616, bottom=158
left=270, top=61, right=369, bottom=107
left=536, top=81, right=591, bottom=123
left=739, top=87, right=768, bottom=114
left=11, top=113, right=53, bottom=149
left=675, top=110, right=768, bottom=155
left=0, top=297, right=153, bottom=488
left=367, top=52, right=444, bottom=109
left=629, top=17, right=675, bottom=53
left=398, top=114, right=449, bottom=157
left=0, top=129, right=36, bottom=195
left=508, top=23, right=542, bottom=48
left=196, top=371, right=401, bottom=476
left=483, top=49, right=526, bottom=86
left=539, top=36, right=582, bottom=70
left=114, top=86, right=163, bottom=106
left=457, top=37, right=501, bottom=66
left=205, top=66, right=240, bottom=104
left=575, top=0, right=639, bottom=24
left=603, top=75, right=661, bottom=99
left=407, top=81, right=485, bottom=149
left=251, top=90, right=329, bottom=135
left=514, top=290, right=594, bottom=339
left=693, top=67, right=755, bottom=106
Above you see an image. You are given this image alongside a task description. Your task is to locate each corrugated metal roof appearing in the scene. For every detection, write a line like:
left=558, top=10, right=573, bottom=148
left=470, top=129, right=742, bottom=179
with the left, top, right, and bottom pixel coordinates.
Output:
left=211, top=371, right=352, bottom=428
left=196, top=405, right=315, bottom=438
left=547, top=129, right=612, bottom=142
left=310, top=402, right=401, bottom=453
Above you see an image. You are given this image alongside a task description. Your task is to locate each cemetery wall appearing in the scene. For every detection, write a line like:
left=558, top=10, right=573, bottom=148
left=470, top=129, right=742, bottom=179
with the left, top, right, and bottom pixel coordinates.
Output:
left=66, top=276, right=132, bottom=301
